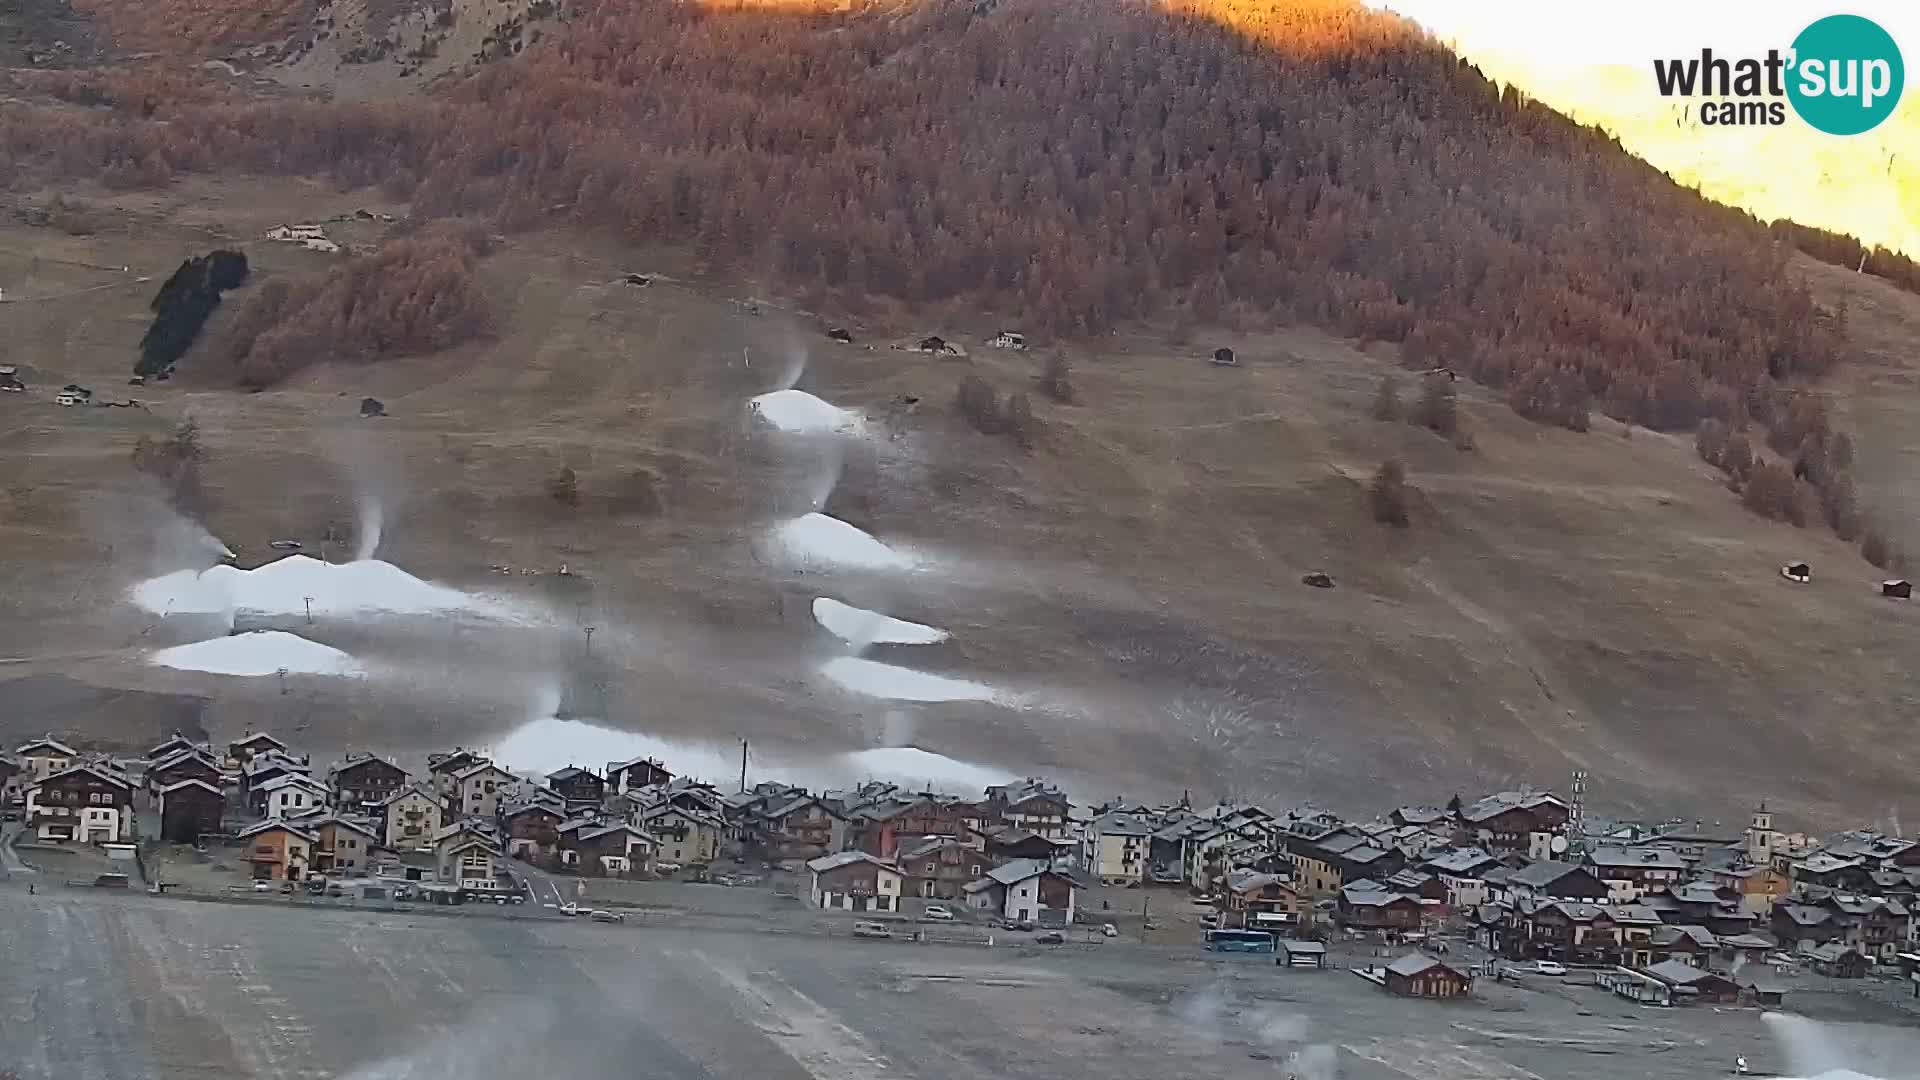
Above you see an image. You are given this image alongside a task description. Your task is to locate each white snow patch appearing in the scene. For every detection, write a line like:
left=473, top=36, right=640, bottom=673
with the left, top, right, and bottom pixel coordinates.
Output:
left=819, top=657, right=999, bottom=702
left=148, top=630, right=365, bottom=678
left=841, top=747, right=1010, bottom=791
left=749, top=389, right=864, bottom=435
left=129, top=555, right=500, bottom=619
left=811, top=598, right=948, bottom=646
left=494, top=713, right=1010, bottom=794
left=773, top=514, right=914, bottom=570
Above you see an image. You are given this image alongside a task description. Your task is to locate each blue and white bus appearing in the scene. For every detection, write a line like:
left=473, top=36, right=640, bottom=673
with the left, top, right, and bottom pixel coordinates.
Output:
left=1204, top=928, right=1276, bottom=954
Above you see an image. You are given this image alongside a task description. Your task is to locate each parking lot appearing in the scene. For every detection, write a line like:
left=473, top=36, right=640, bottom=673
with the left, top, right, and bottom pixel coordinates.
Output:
left=10, top=886, right=1920, bottom=1080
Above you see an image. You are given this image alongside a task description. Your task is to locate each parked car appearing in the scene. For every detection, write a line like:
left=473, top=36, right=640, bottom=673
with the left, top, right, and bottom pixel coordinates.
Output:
left=924, top=904, right=955, bottom=922
left=589, top=909, right=625, bottom=923
left=852, top=922, right=894, bottom=939
left=252, top=880, right=273, bottom=893
left=1036, top=931, right=1066, bottom=945
left=558, top=902, right=579, bottom=916
left=1101, top=923, right=1119, bottom=937
left=1532, top=960, right=1568, bottom=976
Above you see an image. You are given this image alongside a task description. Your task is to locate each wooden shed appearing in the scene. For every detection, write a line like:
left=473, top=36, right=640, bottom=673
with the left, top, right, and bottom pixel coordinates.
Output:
left=1383, top=952, right=1471, bottom=998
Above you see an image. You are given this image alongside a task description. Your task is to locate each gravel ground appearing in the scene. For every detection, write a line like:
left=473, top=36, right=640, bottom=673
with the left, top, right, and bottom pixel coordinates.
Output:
left=7, top=886, right=1920, bottom=1080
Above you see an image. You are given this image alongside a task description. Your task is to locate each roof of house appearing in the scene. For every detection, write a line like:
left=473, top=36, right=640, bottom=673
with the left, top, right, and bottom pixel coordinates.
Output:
left=546, top=766, right=601, bottom=784
left=1588, top=846, right=1690, bottom=871
left=1796, top=852, right=1865, bottom=875
left=1316, top=831, right=1368, bottom=856
left=1545, top=901, right=1608, bottom=922
left=433, top=820, right=499, bottom=844
left=1226, top=869, right=1287, bottom=895
left=243, top=752, right=308, bottom=777
left=326, top=753, right=405, bottom=781
left=1604, top=903, right=1664, bottom=925
left=381, top=783, right=442, bottom=806
left=1395, top=805, right=1448, bottom=825
left=1341, top=883, right=1414, bottom=907
left=1461, top=790, right=1567, bottom=824
left=149, top=747, right=221, bottom=773
left=452, top=761, right=514, bottom=782
left=1344, top=844, right=1393, bottom=865
left=300, top=813, right=381, bottom=840
left=806, top=851, right=896, bottom=875
left=1644, top=959, right=1717, bottom=987
left=1807, top=942, right=1863, bottom=962
left=1386, top=952, right=1457, bottom=978
left=1423, top=847, right=1498, bottom=875
left=237, top=819, right=317, bottom=842
left=1720, top=932, right=1777, bottom=950
left=17, top=736, right=79, bottom=757
left=158, top=777, right=223, bottom=797
left=502, top=801, right=562, bottom=821
left=1828, top=894, right=1909, bottom=917
left=577, top=823, right=658, bottom=845
left=1509, top=860, right=1591, bottom=889
left=1779, top=904, right=1832, bottom=927
left=606, top=755, right=672, bottom=777
left=256, top=772, right=328, bottom=794
left=33, top=762, right=133, bottom=791
left=985, top=858, right=1080, bottom=887
left=1091, top=812, right=1156, bottom=837
left=767, top=794, right=835, bottom=821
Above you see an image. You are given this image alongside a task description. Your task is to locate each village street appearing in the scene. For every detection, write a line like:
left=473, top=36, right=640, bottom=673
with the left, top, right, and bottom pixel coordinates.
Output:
left=8, top=887, right=1920, bottom=1080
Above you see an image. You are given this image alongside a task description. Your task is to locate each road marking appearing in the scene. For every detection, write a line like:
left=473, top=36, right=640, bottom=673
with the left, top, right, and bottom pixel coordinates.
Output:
left=692, top=950, right=901, bottom=1080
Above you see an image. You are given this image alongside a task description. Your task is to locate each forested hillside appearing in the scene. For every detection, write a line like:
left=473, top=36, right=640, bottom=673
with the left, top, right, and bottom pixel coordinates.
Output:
left=0, top=0, right=1881, bottom=550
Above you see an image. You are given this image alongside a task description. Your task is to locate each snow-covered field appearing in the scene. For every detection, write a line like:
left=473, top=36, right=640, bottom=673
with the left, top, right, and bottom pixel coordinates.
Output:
left=772, top=514, right=915, bottom=570
left=749, top=389, right=864, bottom=435
left=148, top=630, right=365, bottom=678
left=811, top=598, right=949, bottom=645
left=129, top=555, right=504, bottom=620
left=818, top=656, right=1001, bottom=703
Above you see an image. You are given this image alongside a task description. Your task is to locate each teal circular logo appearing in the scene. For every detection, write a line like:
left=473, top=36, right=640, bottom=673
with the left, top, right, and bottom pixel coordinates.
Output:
left=1788, top=14, right=1904, bottom=135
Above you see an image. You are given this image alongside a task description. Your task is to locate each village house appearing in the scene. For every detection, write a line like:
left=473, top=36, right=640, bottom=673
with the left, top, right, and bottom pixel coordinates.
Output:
left=1288, top=829, right=1405, bottom=896
left=381, top=784, right=444, bottom=852
left=756, top=794, right=848, bottom=866
left=1713, top=862, right=1792, bottom=916
left=426, top=749, right=488, bottom=799
left=1520, top=901, right=1621, bottom=965
left=899, top=836, right=984, bottom=900
left=434, top=821, right=507, bottom=890
left=27, top=762, right=134, bottom=844
left=240, top=819, right=316, bottom=881
left=156, top=778, right=224, bottom=843
left=850, top=795, right=975, bottom=860
left=254, top=773, right=330, bottom=820
left=963, top=858, right=1081, bottom=925
left=545, top=766, right=607, bottom=813
left=987, top=826, right=1073, bottom=869
left=327, top=753, right=409, bottom=814
left=605, top=755, right=674, bottom=795
left=226, top=731, right=289, bottom=769
left=572, top=823, right=658, bottom=878
left=240, top=751, right=312, bottom=800
left=16, top=735, right=78, bottom=781
left=146, top=747, right=224, bottom=795
left=1081, top=811, right=1155, bottom=885
left=1792, top=851, right=1872, bottom=892
left=1382, top=953, right=1472, bottom=999
left=1807, top=942, right=1872, bottom=978
left=1458, top=791, right=1571, bottom=858
left=145, top=732, right=206, bottom=761
left=982, top=778, right=1071, bottom=838
left=0, top=754, right=21, bottom=808
left=638, top=803, right=724, bottom=867
left=1223, top=868, right=1305, bottom=934
left=1585, top=846, right=1689, bottom=900
left=301, top=813, right=380, bottom=876
left=1817, top=895, right=1912, bottom=962
left=807, top=851, right=904, bottom=913
left=1505, top=860, right=1609, bottom=903
left=503, top=801, right=564, bottom=867
left=1336, top=881, right=1424, bottom=931
left=1421, top=847, right=1500, bottom=909
left=452, top=762, right=518, bottom=821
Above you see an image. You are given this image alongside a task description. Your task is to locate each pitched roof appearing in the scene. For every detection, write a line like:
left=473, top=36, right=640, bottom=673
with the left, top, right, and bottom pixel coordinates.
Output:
left=381, top=782, right=441, bottom=806
left=1423, top=847, right=1498, bottom=875
left=1588, top=846, right=1689, bottom=871
left=326, top=753, right=405, bottom=781
left=546, top=766, right=600, bottom=783
left=578, top=823, right=657, bottom=845
left=1644, top=959, right=1716, bottom=986
left=158, top=777, right=223, bottom=797
left=256, top=772, right=328, bottom=794
left=17, top=736, right=79, bottom=757
left=1461, top=790, right=1566, bottom=824
left=301, top=813, right=381, bottom=840
left=453, top=761, right=514, bottom=782
left=1386, top=952, right=1457, bottom=978
left=238, top=818, right=317, bottom=842
left=230, top=731, right=288, bottom=749
left=33, top=762, right=133, bottom=791
left=1510, top=860, right=1590, bottom=889
left=1090, top=812, right=1155, bottom=837
left=985, top=858, right=1080, bottom=888
left=806, top=851, right=895, bottom=874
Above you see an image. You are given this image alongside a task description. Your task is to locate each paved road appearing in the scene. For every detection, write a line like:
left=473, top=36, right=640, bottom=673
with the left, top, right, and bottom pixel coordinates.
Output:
left=0, top=821, right=38, bottom=879
left=5, top=889, right=1919, bottom=1080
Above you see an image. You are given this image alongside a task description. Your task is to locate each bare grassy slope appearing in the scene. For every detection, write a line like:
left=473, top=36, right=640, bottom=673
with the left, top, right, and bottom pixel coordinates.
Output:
left=3, top=182, right=1918, bottom=825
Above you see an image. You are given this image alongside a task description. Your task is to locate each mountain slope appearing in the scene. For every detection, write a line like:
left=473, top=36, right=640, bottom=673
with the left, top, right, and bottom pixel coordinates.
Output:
left=1, top=0, right=1917, bottom=825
